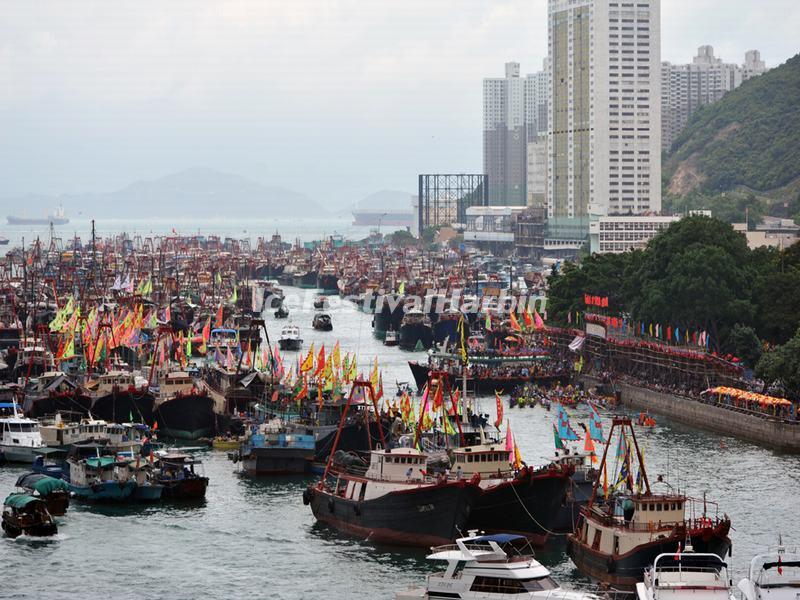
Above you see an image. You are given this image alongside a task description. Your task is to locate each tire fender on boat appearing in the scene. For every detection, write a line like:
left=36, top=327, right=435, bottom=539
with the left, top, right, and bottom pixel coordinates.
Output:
left=607, top=557, right=616, bottom=573
left=353, top=503, right=361, bottom=516
left=302, top=488, right=312, bottom=506
left=327, top=497, right=335, bottom=513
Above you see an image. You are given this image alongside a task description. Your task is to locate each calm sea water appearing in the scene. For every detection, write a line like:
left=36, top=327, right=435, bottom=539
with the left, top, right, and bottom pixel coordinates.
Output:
left=0, top=217, right=405, bottom=249
left=1, top=286, right=799, bottom=599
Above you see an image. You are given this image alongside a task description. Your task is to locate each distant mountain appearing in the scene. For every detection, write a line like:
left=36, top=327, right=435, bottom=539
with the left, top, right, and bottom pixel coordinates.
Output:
left=2, top=168, right=326, bottom=219
left=333, top=189, right=414, bottom=216
left=664, top=53, right=800, bottom=199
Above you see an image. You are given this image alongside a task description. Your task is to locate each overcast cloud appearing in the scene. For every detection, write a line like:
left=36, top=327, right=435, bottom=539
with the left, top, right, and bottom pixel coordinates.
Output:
left=0, top=0, right=798, bottom=208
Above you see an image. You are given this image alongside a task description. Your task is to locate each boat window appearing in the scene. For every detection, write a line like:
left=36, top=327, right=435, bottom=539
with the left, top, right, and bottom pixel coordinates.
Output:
left=470, top=576, right=527, bottom=594
left=671, top=503, right=676, bottom=510
left=677, top=502, right=683, bottom=510
left=656, top=503, right=662, bottom=511
left=640, top=503, right=647, bottom=511
left=521, top=576, right=558, bottom=592
left=467, top=455, right=473, bottom=463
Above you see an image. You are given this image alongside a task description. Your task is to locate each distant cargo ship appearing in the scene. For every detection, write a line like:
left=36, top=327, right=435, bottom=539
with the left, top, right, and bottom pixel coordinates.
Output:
left=351, top=209, right=413, bottom=227
left=7, top=206, right=69, bottom=226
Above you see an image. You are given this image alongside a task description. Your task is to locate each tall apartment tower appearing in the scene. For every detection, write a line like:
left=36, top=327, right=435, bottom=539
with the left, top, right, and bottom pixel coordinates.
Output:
left=483, top=62, right=527, bottom=205
left=743, top=49, right=767, bottom=81
left=525, top=62, right=550, bottom=142
left=547, top=0, right=661, bottom=236
left=662, top=47, right=767, bottom=150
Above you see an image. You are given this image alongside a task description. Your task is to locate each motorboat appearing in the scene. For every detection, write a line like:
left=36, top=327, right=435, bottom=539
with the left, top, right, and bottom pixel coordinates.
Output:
left=278, top=325, right=303, bottom=351
left=384, top=328, right=399, bottom=347
left=312, top=313, right=333, bottom=332
left=739, top=544, right=800, bottom=600
left=637, top=549, right=736, bottom=600
left=0, top=410, right=46, bottom=463
left=396, top=532, right=598, bottom=599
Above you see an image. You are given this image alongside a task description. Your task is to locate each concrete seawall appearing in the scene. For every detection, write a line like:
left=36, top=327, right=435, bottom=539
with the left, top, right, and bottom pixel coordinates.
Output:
left=582, top=376, right=800, bottom=453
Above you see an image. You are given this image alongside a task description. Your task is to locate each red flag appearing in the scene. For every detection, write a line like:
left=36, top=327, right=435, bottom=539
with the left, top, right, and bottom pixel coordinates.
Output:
left=509, top=312, right=522, bottom=332
left=313, top=345, right=326, bottom=378
left=215, top=303, right=224, bottom=328
left=522, top=309, right=533, bottom=330
left=674, top=542, right=682, bottom=561
left=494, top=392, right=504, bottom=429
left=778, top=554, right=783, bottom=575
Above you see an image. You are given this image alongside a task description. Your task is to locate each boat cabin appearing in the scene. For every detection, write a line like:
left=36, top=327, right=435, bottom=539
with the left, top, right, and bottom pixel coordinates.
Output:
left=156, top=371, right=196, bottom=400
left=210, top=328, right=238, bottom=349
left=364, top=448, right=428, bottom=483
left=96, top=371, right=137, bottom=395
left=78, top=419, right=109, bottom=442
left=1, top=416, right=43, bottom=448
left=577, top=494, right=688, bottom=557
left=452, top=444, right=512, bottom=478
left=40, top=420, right=84, bottom=447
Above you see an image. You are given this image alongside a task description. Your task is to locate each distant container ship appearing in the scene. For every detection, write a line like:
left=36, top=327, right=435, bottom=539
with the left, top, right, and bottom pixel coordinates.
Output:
left=7, top=206, right=69, bottom=226
left=351, top=209, right=413, bottom=227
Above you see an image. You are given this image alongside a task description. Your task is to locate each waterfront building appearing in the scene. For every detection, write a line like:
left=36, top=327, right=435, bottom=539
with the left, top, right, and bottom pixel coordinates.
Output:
left=661, top=46, right=768, bottom=150
left=547, top=0, right=662, bottom=244
left=589, top=213, right=679, bottom=254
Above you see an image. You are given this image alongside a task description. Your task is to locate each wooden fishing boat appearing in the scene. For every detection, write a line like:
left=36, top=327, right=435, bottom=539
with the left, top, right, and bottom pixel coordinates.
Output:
left=15, top=472, right=71, bottom=516
left=2, top=494, right=58, bottom=538
left=566, top=417, right=732, bottom=590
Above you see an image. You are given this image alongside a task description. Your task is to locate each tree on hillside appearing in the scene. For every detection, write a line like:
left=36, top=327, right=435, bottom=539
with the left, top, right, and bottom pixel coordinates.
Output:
left=626, top=216, right=752, bottom=347
left=756, top=327, right=800, bottom=400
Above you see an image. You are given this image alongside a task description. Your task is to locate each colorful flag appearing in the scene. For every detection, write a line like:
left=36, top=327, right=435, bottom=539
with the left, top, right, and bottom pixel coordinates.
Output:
left=494, top=391, right=504, bottom=429
left=509, top=312, right=522, bottom=332
left=553, top=424, right=565, bottom=450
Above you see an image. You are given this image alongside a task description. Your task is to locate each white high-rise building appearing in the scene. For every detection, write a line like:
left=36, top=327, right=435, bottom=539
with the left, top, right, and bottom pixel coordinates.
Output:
left=661, top=46, right=767, bottom=150
left=547, top=0, right=661, bottom=239
left=743, top=49, right=767, bottom=81
left=483, top=62, right=527, bottom=205
left=525, top=62, right=549, bottom=142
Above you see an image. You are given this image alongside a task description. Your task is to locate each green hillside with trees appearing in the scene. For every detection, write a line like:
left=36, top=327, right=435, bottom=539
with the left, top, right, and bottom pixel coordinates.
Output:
left=663, top=53, right=800, bottom=223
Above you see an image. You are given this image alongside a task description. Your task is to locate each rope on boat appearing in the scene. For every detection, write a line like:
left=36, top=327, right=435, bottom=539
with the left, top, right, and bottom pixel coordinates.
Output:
left=509, top=479, right=567, bottom=537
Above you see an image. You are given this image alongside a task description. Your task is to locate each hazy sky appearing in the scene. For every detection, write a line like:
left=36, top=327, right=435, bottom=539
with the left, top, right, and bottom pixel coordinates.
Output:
left=1, top=0, right=798, bottom=209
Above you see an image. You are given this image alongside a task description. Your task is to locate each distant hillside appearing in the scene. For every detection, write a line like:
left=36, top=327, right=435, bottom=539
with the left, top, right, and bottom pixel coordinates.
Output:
left=2, top=168, right=326, bottom=219
left=665, top=53, right=800, bottom=199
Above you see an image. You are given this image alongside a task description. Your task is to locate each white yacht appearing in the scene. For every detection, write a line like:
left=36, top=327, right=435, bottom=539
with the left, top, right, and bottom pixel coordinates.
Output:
left=738, top=545, right=800, bottom=600
left=637, top=550, right=735, bottom=600
left=396, top=533, right=598, bottom=600
left=0, top=408, right=45, bottom=463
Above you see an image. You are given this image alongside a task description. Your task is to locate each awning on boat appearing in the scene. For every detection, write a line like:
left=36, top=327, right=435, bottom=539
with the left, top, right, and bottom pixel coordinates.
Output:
left=3, top=493, right=43, bottom=509
left=15, top=473, right=70, bottom=495
left=703, top=386, right=792, bottom=407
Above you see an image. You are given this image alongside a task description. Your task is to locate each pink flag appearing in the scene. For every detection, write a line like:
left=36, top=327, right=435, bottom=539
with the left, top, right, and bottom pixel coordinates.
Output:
left=505, top=421, right=514, bottom=462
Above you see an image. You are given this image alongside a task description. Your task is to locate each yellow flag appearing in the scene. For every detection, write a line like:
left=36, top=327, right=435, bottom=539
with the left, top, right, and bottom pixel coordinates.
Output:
left=332, top=341, right=341, bottom=370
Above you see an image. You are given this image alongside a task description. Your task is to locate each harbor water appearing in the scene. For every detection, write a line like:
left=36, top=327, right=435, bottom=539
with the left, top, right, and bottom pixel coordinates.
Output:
left=1, top=285, right=799, bottom=599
